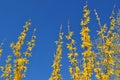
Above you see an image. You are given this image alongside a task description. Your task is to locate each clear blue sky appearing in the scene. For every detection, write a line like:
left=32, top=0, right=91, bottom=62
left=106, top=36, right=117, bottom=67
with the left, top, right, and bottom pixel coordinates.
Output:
left=0, top=0, right=120, bottom=80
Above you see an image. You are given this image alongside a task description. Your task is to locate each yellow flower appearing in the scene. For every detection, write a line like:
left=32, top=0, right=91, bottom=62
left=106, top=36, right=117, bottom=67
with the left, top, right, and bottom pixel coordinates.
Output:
left=69, top=32, right=73, bottom=37
left=69, top=67, right=73, bottom=74
left=81, top=42, right=92, bottom=48
left=82, top=51, right=91, bottom=57
left=66, top=35, right=71, bottom=40
left=68, top=53, right=73, bottom=59
left=81, top=35, right=90, bottom=41
left=81, top=21, right=85, bottom=26
left=84, top=9, right=90, bottom=15
left=74, top=53, right=78, bottom=57
left=107, top=69, right=114, bottom=75
left=94, top=68, right=101, bottom=72
left=96, top=74, right=101, bottom=79
left=86, top=17, right=90, bottom=23
left=73, top=47, right=76, bottom=51
left=101, top=74, right=109, bottom=80
left=67, top=44, right=73, bottom=50
left=14, top=51, right=21, bottom=57
left=70, top=58, right=77, bottom=63
left=116, top=70, right=120, bottom=76
left=75, top=66, right=80, bottom=72
left=28, top=47, right=32, bottom=51
left=0, top=49, right=3, bottom=56
left=71, top=39, right=75, bottom=44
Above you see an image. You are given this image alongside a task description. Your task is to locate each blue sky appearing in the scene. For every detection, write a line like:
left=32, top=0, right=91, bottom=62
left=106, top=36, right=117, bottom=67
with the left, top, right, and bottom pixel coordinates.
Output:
left=0, top=0, right=120, bottom=80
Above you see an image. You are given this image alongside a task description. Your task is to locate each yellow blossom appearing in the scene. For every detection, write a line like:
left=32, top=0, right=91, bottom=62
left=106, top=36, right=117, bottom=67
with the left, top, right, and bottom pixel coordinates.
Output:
left=49, top=25, right=63, bottom=80
left=66, top=20, right=81, bottom=80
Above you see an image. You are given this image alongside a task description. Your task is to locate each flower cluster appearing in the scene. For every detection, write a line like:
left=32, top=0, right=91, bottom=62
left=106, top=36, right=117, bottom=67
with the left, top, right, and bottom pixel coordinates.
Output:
left=1, top=55, right=12, bottom=80
left=24, top=28, right=36, bottom=57
left=49, top=26, right=63, bottom=80
left=11, top=21, right=31, bottom=80
left=66, top=23, right=81, bottom=80
left=80, top=3, right=95, bottom=80
left=113, top=10, right=120, bottom=79
left=94, top=9, right=116, bottom=80
left=81, top=5, right=90, bottom=26
left=9, top=21, right=36, bottom=80
left=14, top=58, right=29, bottom=80
left=10, top=21, right=31, bottom=57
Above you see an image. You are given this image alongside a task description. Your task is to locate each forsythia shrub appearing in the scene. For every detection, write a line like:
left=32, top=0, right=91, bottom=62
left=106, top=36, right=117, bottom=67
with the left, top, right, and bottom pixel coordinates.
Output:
left=0, top=2, right=120, bottom=80
left=49, top=2, right=120, bottom=80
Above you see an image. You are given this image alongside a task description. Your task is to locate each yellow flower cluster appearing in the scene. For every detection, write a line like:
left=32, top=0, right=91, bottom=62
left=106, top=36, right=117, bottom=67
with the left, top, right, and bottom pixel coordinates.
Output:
left=102, top=10, right=115, bottom=79
left=0, top=21, right=36, bottom=80
left=12, top=21, right=31, bottom=80
left=94, top=9, right=116, bottom=80
left=10, top=21, right=31, bottom=57
left=14, top=58, right=29, bottom=80
left=81, top=5, right=90, bottom=26
left=9, top=21, right=35, bottom=80
left=24, top=28, right=36, bottom=57
left=1, top=55, right=12, bottom=80
left=49, top=26, right=63, bottom=80
left=80, top=3, right=95, bottom=80
left=66, top=24, right=81, bottom=80
left=94, top=9, right=108, bottom=39
left=98, top=24, right=107, bottom=39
